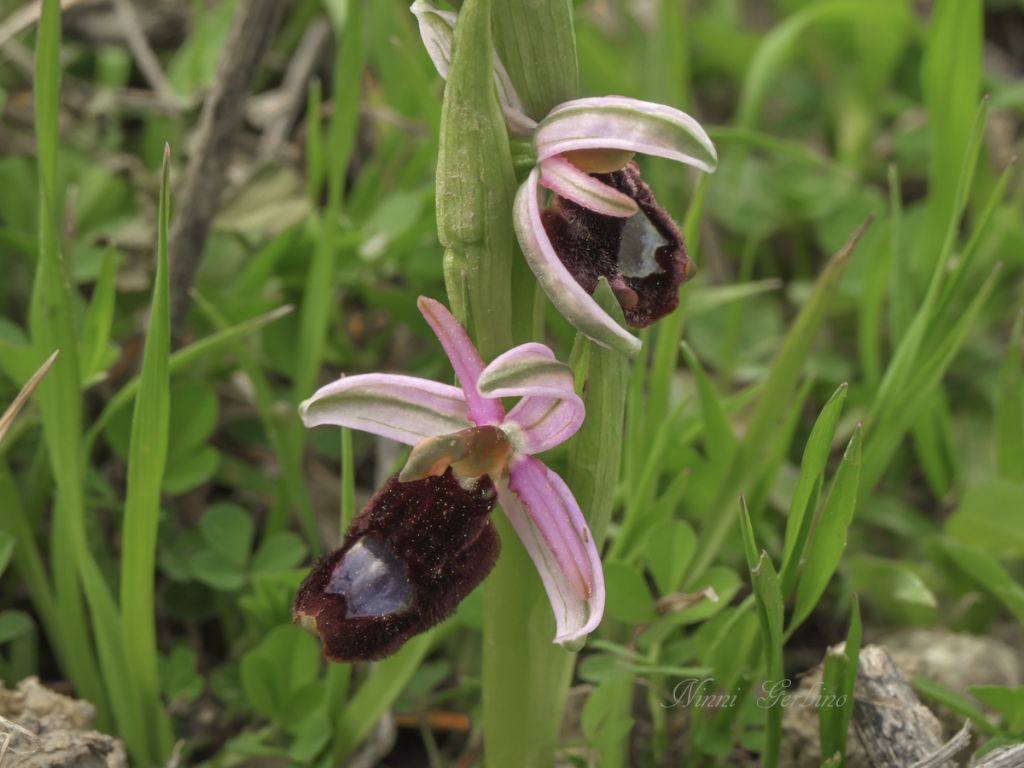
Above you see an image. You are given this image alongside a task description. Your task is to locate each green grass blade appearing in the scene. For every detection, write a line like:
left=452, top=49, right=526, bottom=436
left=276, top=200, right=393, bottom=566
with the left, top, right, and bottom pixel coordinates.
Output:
left=84, top=304, right=294, bottom=455
left=78, top=248, right=119, bottom=383
left=736, top=0, right=911, bottom=130
left=862, top=264, right=1002, bottom=493
left=680, top=341, right=737, bottom=466
left=789, top=425, right=862, bottom=636
left=996, top=309, right=1024, bottom=482
left=568, top=280, right=630, bottom=546
left=332, top=630, right=440, bottom=761
left=189, top=291, right=313, bottom=538
left=119, top=146, right=174, bottom=763
left=819, top=596, right=861, bottom=764
left=28, top=0, right=108, bottom=721
left=739, top=499, right=784, bottom=768
left=919, top=0, right=982, bottom=254
left=0, top=459, right=59, bottom=663
left=868, top=99, right=988, bottom=432
left=688, top=219, right=870, bottom=583
left=305, top=79, right=324, bottom=202
left=294, top=3, right=365, bottom=402
left=941, top=540, right=1024, bottom=626
left=913, top=675, right=999, bottom=737
left=780, top=382, right=848, bottom=596
left=0, top=350, right=57, bottom=445
left=644, top=175, right=708, bottom=441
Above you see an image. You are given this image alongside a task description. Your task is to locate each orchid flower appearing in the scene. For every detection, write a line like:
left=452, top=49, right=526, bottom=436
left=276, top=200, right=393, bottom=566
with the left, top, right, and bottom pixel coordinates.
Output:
left=299, top=297, right=602, bottom=650
left=412, top=1, right=718, bottom=355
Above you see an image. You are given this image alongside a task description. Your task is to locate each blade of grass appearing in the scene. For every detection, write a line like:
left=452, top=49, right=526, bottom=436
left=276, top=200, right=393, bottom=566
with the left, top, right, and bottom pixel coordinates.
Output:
left=687, top=219, right=871, bottom=583
left=0, top=459, right=59, bottom=665
left=119, top=146, right=175, bottom=763
left=0, top=350, right=57, bottom=445
left=644, top=175, right=709, bottom=442
left=293, top=2, right=365, bottom=401
left=996, top=309, right=1024, bottom=482
left=739, top=499, right=783, bottom=768
left=919, top=0, right=982, bottom=268
left=868, top=99, right=988, bottom=433
left=862, top=263, right=1002, bottom=493
left=28, top=0, right=108, bottom=721
left=332, top=629, right=442, bottom=761
left=780, top=383, right=848, bottom=596
left=680, top=341, right=738, bottom=468
left=83, top=304, right=294, bottom=455
left=819, top=596, right=861, bottom=765
left=788, top=425, right=862, bottom=638
left=78, top=248, right=119, bottom=383
left=190, top=291, right=312, bottom=538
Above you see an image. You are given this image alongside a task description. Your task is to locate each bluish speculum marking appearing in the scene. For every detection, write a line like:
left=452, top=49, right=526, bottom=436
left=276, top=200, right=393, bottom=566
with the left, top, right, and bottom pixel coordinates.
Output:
left=618, top=211, right=667, bottom=278
left=328, top=536, right=413, bottom=618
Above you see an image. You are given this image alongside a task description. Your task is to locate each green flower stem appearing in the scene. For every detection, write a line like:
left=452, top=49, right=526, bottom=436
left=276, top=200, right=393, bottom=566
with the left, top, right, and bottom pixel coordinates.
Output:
left=435, top=1, right=594, bottom=765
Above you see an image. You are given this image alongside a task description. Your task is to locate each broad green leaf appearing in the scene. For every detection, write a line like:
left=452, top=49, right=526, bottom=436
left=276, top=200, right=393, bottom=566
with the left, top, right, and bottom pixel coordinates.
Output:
left=0, top=610, right=34, bottom=644
left=942, top=540, right=1024, bottom=625
left=945, top=480, right=1024, bottom=557
left=790, top=426, right=862, bottom=635
left=200, top=502, right=255, bottom=568
left=668, top=567, right=741, bottom=626
left=646, top=519, right=698, bottom=596
left=162, top=447, right=220, bottom=496
left=567, top=279, right=629, bottom=546
left=920, top=0, right=982, bottom=244
left=605, top=562, right=656, bottom=625
left=159, top=645, right=203, bottom=704
left=191, top=552, right=247, bottom=592
left=780, top=382, right=848, bottom=596
left=240, top=623, right=321, bottom=721
left=251, top=532, right=308, bottom=574
left=847, top=555, right=937, bottom=613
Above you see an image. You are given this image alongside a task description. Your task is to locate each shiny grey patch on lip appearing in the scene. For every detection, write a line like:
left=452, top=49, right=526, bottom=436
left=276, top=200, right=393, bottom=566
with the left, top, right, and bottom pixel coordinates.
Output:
left=328, top=536, right=413, bottom=618
left=617, top=212, right=668, bottom=278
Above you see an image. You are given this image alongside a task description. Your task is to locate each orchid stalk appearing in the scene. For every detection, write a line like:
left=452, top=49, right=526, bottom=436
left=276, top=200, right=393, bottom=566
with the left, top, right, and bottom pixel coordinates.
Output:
left=411, top=1, right=716, bottom=764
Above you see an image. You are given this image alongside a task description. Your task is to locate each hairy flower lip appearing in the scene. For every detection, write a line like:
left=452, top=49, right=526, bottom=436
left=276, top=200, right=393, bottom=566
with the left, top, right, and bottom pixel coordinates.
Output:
left=539, top=162, right=692, bottom=328
left=294, top=470, right=500, bottom=662
left=299, top=297, right=602, bottom=649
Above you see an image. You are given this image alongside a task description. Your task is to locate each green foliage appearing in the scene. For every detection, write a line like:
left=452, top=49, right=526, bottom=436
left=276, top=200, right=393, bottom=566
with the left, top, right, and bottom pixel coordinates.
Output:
left=1, top=0, right=1022, bottom=766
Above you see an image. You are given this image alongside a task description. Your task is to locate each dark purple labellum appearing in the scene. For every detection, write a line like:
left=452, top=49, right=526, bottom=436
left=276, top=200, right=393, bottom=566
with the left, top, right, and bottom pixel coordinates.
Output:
left=541, top=161, right=691, bottom=327
left=293, top=468, right=500, bottom=662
